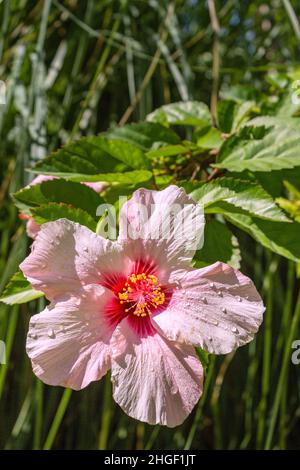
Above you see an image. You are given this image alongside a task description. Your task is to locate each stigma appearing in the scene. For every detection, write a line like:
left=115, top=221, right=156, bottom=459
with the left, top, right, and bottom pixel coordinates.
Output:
left=118, top=273, right=165, bottom=317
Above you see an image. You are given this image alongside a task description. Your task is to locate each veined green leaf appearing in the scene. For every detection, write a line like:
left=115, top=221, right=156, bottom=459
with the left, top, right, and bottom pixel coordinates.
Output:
left=29, top=169, right=153, bottom=185
left=225, top=213, right=300, bottom=262
left=13, top=179, right=103, bottom=217
left=215, top=127, right=300, bottom=172
left=0, top=271, right=43, bottom=305
left=190, top=177, right=289, bottom=222
left=194, top=126, right=223, bottom=150
left=193, top=219, right=241, bottom=269
left=146, top=101, right=211, bottom=127
left=105, top=122, right=181, bottom=150
left=32, top=136, right=152, bottom=180
left=146, top=144, right=192, bottom=159
left=218, top=99, right=258, bottom=133
left=31, top=203, right=97, bottom=231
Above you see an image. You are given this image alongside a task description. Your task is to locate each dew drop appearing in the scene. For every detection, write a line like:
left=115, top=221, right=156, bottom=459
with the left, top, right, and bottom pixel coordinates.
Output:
left=245, top=295, right=249, bottom=300
left=210, top=282, right=215, bottom=288
left=222, top=307, right=227, bottom=314
left=238, top=297, right=242, bottom=302
left=231, top=327, right=239, bottom=334
left=201, top=297, right=207, bottom=304
left=83, top=247, right=88, bottom=253
left=48, top=329, right=55, bottom=339
left=208, top=336, right=213, bottom=342
left=31, top=333, right=38, bottom=340
left=217, top=291, right=223, bottom=297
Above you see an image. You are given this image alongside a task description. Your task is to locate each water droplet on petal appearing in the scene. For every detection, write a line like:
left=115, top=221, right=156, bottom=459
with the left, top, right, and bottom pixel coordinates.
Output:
left=231, top=327, right=239, bottom=334
left=222, top=307, right=227, bottom=314
left=245, top=295, right=249, bottom=300
left=237, top=296, right=242, bottom=302
left=31, top=333, right=38, bottom=340
left=48, top=329, right=55, bottom=339
left=83, top=247, right=88, bottom=253
left=210, top=282, right=215, bottom=288
left=217, top=291, right=223, bottom=297
left=208, top=336, right=213, bottom=342
left=201, top=297, right=207, bottom=304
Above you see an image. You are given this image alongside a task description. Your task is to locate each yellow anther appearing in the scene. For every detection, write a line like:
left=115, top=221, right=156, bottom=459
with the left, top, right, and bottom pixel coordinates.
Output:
left=118, top=271, right=165, bottom=319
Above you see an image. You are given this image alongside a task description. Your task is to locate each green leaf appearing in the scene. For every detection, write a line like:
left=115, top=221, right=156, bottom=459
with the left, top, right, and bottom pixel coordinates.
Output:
left=146, top=101, right=211, bottom=127
left=215, top=127, right=300, bottom=172
left=0, top=271, right=43, bottom=305
left=218, top=99, right=258, bottom=133
left=146, top=144, right=193, bottom=159
left=276, top=198, right=300, bottom=223
left=193, top=219, right=241, bottom=269
left=105, top=122, right=181, bottom=151
left=13, top=179, right=104, bottom=217
left=0, top=233, right=27, bottom=293
left=31, top=136, right=153, bottom=183
left=194, top=126, right=223, bottom=149
left=244, top=116, right=300, bottom=132
left=31, top=203, right=97, bottom=231
left=284, top=180, right=300, bottom=200
left=225, top=213, right=300, bottom=262
left=190, top=177, right=289, bottom=222
left=218, top=100, right=236, bottom=133
left=30, top=169, right=153, bottom=185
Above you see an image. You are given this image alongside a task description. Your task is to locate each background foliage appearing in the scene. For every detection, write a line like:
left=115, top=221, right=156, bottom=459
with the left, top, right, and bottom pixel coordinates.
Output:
left=1, top=0, right=300, bottom=450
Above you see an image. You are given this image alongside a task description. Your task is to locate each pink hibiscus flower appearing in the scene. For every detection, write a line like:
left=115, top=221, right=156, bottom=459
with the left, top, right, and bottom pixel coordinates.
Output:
left=20, top=185, right=264, bottom=427
left=19, top=175, right=106, bottom=239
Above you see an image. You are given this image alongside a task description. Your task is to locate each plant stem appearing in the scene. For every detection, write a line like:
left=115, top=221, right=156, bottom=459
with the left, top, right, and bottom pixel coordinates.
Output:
left=43, top=388, right=72, bottom=450
left=208, top=0, right=221, bottom=127
left=264, top=288, right=300, bottom=449
left=98, top=374, right=112, bottom=450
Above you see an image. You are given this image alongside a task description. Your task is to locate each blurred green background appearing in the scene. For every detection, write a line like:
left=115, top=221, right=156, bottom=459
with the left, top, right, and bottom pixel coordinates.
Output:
left=0, top=0, right=300, bottom=450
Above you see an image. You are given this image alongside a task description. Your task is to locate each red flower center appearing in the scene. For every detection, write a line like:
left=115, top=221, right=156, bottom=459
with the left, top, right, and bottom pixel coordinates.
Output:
left=118, top=273, right=165, bottom=317
left=102, top=260, right=171, bottom=337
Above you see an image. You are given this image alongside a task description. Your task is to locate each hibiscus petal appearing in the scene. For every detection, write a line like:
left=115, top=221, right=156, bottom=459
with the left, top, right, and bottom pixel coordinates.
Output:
left=20, top=218, right=125, bottom=300
left=118, top=186, right=204, bottom=271
left=27, top=285, right=114, bottom=390
left=26, top=217, right=41, bottom=239
left=111, top=320, right=203, bottom=427
left=153, top=262, right=265, bottom=354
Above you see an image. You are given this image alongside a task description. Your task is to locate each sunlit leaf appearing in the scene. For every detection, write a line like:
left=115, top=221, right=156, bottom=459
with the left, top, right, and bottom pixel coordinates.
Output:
left=0, top=271, right=43, bottom=305
left=146, top=101, right=211, bottom=127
